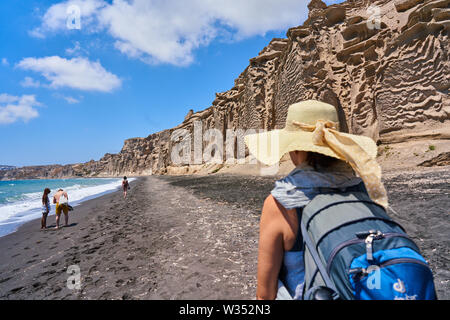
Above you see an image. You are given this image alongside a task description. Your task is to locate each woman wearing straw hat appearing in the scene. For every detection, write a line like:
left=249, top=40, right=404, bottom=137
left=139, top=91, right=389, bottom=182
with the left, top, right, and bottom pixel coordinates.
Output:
left=245, top=100, right=388, bottom=300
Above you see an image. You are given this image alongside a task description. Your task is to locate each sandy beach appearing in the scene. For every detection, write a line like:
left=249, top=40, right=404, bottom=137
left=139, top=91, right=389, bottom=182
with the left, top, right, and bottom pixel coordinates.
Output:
left=0, top=168, right=448, bottom=300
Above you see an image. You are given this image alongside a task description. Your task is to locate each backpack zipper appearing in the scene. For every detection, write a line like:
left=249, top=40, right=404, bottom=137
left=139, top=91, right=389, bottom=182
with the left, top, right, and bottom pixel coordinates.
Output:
left=326, top=232, right=411, bottom=274
left=348, top=258, right=430, bottom=282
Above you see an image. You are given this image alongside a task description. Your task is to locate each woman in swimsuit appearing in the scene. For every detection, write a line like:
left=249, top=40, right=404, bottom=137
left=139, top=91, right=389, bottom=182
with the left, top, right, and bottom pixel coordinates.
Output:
left=41, top=188, right=51, bottom=229
left=122, top=176, right=129, bottom=199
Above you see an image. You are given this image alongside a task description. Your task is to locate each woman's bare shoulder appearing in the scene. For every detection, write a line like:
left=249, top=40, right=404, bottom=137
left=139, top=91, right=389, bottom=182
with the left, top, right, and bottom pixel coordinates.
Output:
left=262, top=194, right=294, bottom=223
left=261, top=194, right=298, bottom=250
left=263, top=194, right=284, bottom=214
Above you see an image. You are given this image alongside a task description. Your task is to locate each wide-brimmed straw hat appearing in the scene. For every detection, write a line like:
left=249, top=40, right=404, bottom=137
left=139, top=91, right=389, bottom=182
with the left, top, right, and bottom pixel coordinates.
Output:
left=244, top=100, right=388, bottom=208
left=244, top=100, right=377, bottom=165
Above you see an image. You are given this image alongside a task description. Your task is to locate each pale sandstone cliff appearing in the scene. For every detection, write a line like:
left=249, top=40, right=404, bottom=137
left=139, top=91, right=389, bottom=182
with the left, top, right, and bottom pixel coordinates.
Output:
left=2, top=0, right=449, bottom=179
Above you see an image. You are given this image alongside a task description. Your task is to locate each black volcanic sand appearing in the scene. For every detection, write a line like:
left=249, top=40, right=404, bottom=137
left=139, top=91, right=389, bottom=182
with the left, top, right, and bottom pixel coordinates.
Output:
left=0, top=177, right=259, bottom=299
left=0, top=168, right=448, bottom=299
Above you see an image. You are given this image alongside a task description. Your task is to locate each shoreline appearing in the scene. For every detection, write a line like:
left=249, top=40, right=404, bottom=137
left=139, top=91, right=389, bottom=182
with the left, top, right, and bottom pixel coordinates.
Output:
left=0, top=176, right=134, bottom=182
left=0, top=177, right=138, bottom=242
left=0, top=177, right=131, bottom=239
left=0, top=178, right=143, bottom=299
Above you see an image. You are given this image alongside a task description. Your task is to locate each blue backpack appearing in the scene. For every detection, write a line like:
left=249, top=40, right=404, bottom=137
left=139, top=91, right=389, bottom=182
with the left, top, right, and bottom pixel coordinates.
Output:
left=299, top=183, right=437, bottom=300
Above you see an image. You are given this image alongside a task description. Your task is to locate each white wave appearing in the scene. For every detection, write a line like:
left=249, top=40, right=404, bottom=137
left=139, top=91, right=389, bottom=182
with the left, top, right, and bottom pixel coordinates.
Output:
left=0, top=178, right=134, bottom=227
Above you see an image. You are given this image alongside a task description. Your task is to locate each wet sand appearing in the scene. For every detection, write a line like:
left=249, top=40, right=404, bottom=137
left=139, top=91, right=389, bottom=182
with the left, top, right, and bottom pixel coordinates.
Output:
left=0, top=168, right=448, bottom=299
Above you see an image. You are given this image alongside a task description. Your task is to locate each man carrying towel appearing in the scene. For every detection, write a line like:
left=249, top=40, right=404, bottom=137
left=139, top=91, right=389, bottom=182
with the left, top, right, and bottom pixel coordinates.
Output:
left=53, top=189, right=69, bottom=229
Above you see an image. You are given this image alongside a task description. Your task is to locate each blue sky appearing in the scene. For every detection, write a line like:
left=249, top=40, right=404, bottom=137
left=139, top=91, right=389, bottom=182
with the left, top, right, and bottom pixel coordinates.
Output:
left=1, top=0, right=343, bottom=166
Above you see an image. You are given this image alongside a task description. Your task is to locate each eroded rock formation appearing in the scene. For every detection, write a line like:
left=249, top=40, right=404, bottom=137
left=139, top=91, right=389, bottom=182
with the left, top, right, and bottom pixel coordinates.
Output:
left=2, top=0, right=449, bottom=179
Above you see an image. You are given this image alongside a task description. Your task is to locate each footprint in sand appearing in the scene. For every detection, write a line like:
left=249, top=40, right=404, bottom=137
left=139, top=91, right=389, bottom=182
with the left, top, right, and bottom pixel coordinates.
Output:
left=0, top=277, right=12, bottom=284
left=98, top=291, right=111, bottom=299
left=65, top=257, right=80, bottom=265
left=9, top=286, right=23, bottom=294
left=88, top=265, right=99, bottom=274
left=112, top=235, right=120, bottom=243
left=94, top=277, right=104, bottom=286
left=115, top=279, right=124, bottom=287
left=83, top=246, right=100, bottom=255
left=41, top=270, right=56, bottom=276
left=118, top=266, right=130, bottom=273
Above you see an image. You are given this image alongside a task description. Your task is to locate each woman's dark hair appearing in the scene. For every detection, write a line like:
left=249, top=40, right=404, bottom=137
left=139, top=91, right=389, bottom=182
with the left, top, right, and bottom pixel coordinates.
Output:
left=42, top=188, right=51, bottom=204
left=307, top=152, right=338, bottom=170
left=123, top=176, right=127, bottom=180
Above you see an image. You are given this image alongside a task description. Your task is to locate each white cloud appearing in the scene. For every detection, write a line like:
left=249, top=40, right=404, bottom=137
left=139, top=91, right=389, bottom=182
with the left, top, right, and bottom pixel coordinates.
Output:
left=65, top=41, right=82, bottom=55
left=52, top=93, right=82, bottom=104
left=63, top=96, right=80, bottom=104
left=0, top=94, right=19, bottom=104
left=32, top=0, right=308, bottom=66
left=0, top=94, right=41, bottom=124
left=205, top=0, right=308, bottom=38
left=20, top=76, right=41, bottom=88
left=1, top=58, right=8, bottom=66
left=16, top=56, right=121, bottom=92
left=30, top=0, right=107, bottom=37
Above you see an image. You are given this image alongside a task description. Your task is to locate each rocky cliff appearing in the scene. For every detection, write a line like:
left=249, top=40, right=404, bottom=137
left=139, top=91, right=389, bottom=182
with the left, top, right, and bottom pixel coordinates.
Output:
left=0, top=164, right=78, bottom=180
left=2, top=0, right=449, bottom=179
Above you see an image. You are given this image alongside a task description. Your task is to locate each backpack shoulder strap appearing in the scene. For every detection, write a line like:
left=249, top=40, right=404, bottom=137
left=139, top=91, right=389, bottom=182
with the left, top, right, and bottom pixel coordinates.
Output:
left=299, top=207, right=339, bottom=297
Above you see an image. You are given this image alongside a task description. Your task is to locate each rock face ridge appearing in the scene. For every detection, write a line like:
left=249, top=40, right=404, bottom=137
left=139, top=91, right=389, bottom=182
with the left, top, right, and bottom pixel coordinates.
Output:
left=2, top=0, right=449, bottom=179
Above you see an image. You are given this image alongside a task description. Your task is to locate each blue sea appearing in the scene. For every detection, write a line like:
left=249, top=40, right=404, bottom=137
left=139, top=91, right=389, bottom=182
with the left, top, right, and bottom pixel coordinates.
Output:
left=0, top=178, right=131, bottom=237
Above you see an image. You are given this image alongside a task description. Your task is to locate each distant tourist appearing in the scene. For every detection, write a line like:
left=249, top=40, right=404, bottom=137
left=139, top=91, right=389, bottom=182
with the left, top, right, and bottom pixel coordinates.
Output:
left=53, top=189, right=69, bottom=229
left=122, top=176, right=130, bottom=199
left=41, top=188, right=51, bottom=229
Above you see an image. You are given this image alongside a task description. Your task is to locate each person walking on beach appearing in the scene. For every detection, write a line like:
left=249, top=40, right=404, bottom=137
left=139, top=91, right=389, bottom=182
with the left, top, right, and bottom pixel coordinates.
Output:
left=122, top=176, right=130, bottom=199
left=246, top=100, right=388, bottom=300
left=53, top=189, right=69, bottom=229
left=41, top=188, right=51, bottom=229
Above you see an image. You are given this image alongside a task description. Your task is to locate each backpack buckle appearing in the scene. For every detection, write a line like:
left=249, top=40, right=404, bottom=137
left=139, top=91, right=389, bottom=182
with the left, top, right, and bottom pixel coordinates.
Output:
left=349, top=267, right=368, bottom=282
left=364, top=230, right=384, bottom=262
